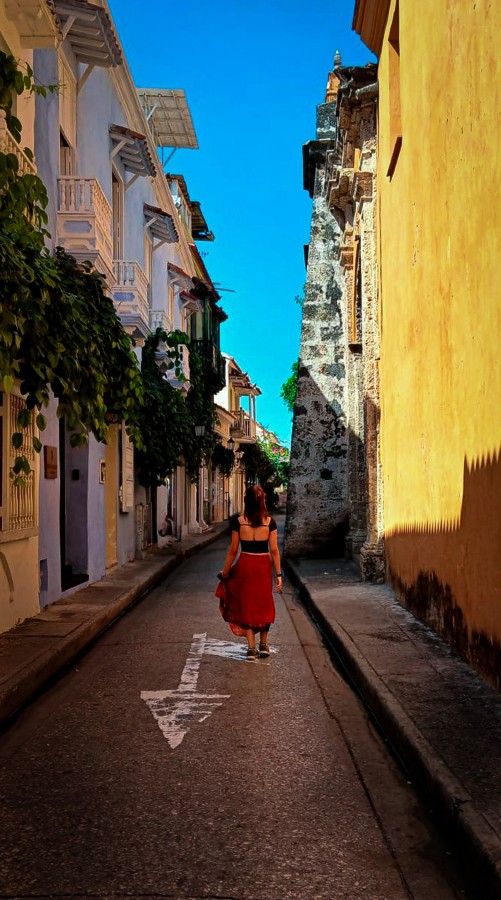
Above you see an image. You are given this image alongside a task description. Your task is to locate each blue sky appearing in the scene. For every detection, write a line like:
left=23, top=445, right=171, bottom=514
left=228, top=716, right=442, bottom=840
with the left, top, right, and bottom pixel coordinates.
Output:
left=108, top=0, right=374, bottom=445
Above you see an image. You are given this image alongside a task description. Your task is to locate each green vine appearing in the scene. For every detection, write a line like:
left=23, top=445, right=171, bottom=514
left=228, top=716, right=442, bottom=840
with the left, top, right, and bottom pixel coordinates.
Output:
left=134, top=328, right=191, bottom=487
left=0, top=52, right=219, bottom=490
left=0, top=52, right=147, bottom=481
left=280, top=360, right=298, bottom=414
left=211, top=441, right=235, bottom=478
left=184, top=348, right=217, bottom=481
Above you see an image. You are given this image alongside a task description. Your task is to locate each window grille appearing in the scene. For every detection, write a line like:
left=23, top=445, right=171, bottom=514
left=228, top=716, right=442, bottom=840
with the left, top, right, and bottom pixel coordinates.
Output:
left=0, top=389, right=38, bottom=539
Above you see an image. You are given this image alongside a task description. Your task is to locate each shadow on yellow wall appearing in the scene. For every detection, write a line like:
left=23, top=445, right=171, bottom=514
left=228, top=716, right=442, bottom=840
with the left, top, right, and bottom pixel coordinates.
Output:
left=386, top=447, right=501, bottom=689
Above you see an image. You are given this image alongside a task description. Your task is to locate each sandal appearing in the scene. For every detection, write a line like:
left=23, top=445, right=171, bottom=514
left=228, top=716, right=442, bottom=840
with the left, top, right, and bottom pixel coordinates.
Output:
left=246, top=647, right=258, bottom=661
left=259, top=642, right=270, bottom=658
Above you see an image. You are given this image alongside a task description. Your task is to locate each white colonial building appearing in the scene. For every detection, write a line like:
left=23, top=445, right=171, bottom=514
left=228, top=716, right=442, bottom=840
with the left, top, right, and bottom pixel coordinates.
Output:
left=0, top=0, right=224, bottom=631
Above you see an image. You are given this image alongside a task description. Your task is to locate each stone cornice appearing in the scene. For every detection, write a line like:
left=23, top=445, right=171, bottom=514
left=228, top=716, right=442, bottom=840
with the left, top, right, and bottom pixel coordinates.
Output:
left=303, top=139, right=337, bottom=198
left=352, top=170, right=374, bottom=204
left=328, top=167, right=354, bottom=214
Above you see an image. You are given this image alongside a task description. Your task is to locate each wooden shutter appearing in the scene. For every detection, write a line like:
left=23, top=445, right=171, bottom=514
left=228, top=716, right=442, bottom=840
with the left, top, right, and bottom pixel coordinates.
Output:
left=121, top=423, right=134, bottom=512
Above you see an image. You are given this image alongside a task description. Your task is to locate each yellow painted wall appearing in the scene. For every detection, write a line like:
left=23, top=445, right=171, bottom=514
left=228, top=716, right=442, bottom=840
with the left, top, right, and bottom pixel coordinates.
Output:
left=377, top=0, right=501, bottom=684
left=0, top=537, right=39, bottom=631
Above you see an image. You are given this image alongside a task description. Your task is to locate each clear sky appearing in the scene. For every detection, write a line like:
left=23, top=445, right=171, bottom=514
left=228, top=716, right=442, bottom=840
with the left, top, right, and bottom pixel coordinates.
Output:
left=108, top=0, right=374, bottom=446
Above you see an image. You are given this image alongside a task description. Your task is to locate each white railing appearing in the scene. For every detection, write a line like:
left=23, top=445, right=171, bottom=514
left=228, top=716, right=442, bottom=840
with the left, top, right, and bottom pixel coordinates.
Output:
left=57, top=176, right=113, bottom=280
left=58, top=176, right=111, bottom=234
left=164, top=343, right=190, bottom=387
left=149, top=309, right=173, bottom=333
left=112, top=261, right=149, bottom=336
left=230, top=408, right=255, bottom=441
left=0, top=110, right=37, bottom=177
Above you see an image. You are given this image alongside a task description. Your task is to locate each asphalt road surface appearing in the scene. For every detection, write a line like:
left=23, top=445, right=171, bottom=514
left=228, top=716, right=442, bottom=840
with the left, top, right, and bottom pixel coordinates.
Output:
left=0, top=536, right=470, bottom=899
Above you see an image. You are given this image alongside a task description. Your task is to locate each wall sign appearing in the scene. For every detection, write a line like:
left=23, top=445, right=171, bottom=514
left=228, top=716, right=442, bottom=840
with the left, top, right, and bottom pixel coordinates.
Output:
left=43, top=446, right=57, bottom=479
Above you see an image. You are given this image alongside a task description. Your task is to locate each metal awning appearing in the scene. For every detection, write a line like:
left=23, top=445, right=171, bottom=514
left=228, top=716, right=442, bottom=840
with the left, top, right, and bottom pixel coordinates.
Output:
left=167, top=262, right=193, bottom=292
left=144, top=204, right=178, bottom=248
left=190, top=200, right=214, bottom=241
left=137, top=89, right=198, bottom=149
left=54, top=0, right=122, bottom=92
left=110, top=124, right=156, bottom=188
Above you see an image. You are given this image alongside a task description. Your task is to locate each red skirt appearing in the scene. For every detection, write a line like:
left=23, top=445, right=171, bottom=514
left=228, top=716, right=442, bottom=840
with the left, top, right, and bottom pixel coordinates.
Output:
left=215, top=553, right=275, bottom=636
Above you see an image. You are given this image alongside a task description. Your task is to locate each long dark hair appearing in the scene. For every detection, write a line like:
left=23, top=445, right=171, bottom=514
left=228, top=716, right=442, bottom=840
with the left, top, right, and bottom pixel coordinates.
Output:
left=244, top=485, right=268, bottom=526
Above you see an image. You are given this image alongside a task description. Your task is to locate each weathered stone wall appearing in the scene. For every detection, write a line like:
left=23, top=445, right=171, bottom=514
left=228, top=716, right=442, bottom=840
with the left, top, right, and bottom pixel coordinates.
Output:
left=286, top=65, right=382, bottom=572
left=285, top=103, right=349, bottom=558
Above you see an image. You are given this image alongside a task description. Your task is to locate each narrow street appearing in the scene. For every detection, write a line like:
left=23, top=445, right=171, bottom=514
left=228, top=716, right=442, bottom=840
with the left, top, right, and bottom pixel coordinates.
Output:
left=0, top=531, right=470, bottom=900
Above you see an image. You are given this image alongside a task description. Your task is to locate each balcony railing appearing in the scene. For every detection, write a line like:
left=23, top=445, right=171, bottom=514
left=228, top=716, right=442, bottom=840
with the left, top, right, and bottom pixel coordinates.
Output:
left=112, top=261, right=149, bottom=339
left=57, top=176, right=113, bottom=282
left=190, top=339, right=226, bottom=391
left=230, top=408, right=256, bottom=442
left=155, top=343, right=190, bottom=392
left=0, top=110, right=37, bottom=177
left=149, top=309, right=173, bottom=334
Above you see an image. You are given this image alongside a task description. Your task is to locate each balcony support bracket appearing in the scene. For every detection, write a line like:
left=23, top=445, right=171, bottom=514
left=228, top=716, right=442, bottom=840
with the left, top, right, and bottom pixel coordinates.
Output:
left=77, top=63, right=95, bottom=95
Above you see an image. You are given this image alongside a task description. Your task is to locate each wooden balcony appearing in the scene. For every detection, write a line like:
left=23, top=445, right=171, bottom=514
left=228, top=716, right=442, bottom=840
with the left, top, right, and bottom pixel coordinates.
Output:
left=0, top=111, right=37, bottom=177
left=112, top=261, right=149, bottom=339
left=57, top=176, right=113, bottom=283
left=230, top=408, right=256, bottom=443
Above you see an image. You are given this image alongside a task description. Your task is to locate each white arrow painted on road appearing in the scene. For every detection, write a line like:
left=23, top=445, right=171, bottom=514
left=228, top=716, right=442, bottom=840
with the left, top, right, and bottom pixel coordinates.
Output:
left=141, top=634, right=278, bottom=749
left=141, top=633, right=230, bottom=749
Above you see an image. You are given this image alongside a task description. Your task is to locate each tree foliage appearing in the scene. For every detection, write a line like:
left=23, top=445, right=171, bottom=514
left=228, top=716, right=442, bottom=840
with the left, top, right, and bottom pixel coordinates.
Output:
left=241, top=437, right=290, bottom=492
left=211, top=441, right=235, bottom=478
left=280, top=360, right=298, bottom=414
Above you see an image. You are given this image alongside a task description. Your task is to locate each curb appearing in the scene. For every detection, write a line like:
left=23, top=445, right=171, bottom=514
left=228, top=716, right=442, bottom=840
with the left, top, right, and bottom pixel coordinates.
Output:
left=0, top=528, right=226, bottom=729
left=285, top=561, right=501, bottom=900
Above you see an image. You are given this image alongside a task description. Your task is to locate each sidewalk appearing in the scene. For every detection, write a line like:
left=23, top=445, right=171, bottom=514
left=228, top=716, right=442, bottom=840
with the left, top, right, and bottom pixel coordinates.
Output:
left=285, top=556, right=501, bottom=899
left=0, top=522, right=228, bottom=728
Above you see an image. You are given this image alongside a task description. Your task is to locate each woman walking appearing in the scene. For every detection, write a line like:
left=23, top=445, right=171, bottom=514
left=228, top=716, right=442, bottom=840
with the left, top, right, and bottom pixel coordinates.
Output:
left=216, top=485, right=282, bottom=660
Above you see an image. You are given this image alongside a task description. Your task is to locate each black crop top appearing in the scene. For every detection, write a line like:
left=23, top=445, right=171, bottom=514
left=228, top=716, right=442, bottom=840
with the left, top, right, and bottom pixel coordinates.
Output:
left=230, top=513, right=277, bottom=553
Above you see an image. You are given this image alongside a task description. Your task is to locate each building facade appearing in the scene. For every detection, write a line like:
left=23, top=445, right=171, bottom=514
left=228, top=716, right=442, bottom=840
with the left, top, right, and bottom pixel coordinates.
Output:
left=353, top=0, right=501, bottom=687
left=285, top=57, right=380, bottom=572
left=0, top=0, right=226, bottom=632
left=213, top=355, right=260, bottom=519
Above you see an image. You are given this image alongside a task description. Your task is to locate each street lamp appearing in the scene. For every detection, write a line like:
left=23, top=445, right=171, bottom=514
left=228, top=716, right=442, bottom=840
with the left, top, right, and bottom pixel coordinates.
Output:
left=227, top=436, right=235, bottom=452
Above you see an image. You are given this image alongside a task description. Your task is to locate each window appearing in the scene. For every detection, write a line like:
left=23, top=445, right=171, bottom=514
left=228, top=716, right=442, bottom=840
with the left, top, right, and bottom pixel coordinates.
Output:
left=387, top=0, right=402, bottom=178
left=167, top=281, right=175, bottom=329
left=144, top=232, right=153, bottom=303
left=59, top=131, right=74, bottom=176
left=58, top=56, right=76, bottom=149
left=120, top=423, right=134, bottom=513
left=112, top=171, right=124, bottom=259
left=0, top=389, right=38, bottom=540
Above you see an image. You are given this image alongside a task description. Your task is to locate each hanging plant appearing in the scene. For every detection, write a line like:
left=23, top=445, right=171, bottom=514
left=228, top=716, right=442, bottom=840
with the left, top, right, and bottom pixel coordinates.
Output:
left=183, top=347, right=217, bottom=481
left=134, top=328, right=191, bottom=487
left=211, top=441, right=235, bottom=478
